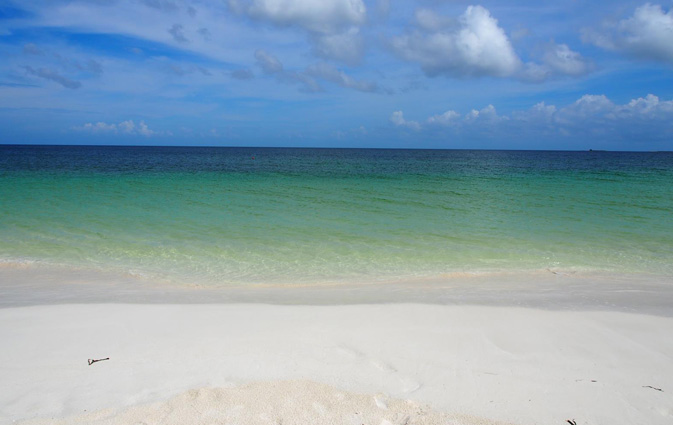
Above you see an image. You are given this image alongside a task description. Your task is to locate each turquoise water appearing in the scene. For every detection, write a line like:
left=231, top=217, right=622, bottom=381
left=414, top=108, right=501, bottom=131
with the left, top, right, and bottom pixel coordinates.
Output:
left=1, top=146, right=672, bottom=285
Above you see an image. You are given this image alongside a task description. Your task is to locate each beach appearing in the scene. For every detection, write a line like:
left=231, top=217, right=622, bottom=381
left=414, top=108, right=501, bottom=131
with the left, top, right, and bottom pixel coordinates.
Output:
left=2, top=147, right=672, bottom=424
left=1, top=267, right=673, bottom=425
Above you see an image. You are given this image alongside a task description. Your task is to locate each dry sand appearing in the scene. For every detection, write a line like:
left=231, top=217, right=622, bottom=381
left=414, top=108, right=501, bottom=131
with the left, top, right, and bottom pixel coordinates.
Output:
left=1, top=300, right=672, bottom=425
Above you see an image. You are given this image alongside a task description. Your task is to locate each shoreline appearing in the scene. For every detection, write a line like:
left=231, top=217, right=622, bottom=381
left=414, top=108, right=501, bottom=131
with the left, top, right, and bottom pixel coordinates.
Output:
left=1, top=264, right=672, bottom=316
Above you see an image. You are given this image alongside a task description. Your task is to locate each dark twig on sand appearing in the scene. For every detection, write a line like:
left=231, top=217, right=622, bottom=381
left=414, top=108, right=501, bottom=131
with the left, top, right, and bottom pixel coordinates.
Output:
left=643, top=385, right=664, bottom=392
left=88, top=357, right=110, bottom=366
left=567, top=420, right=577, bottom=425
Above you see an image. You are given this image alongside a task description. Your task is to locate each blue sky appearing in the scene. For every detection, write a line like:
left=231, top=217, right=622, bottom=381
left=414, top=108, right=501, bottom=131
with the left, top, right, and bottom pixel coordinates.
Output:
left=0, top=0, right=672, bottom=150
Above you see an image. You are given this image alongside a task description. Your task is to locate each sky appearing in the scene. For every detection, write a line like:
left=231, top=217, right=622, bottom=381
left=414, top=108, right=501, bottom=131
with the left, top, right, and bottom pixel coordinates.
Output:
left=0, top=0, right=672, bottom=150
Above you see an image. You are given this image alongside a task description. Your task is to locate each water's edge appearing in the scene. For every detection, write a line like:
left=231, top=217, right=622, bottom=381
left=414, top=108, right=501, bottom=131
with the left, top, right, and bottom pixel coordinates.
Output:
left=2, top=263, right=672, bottom=317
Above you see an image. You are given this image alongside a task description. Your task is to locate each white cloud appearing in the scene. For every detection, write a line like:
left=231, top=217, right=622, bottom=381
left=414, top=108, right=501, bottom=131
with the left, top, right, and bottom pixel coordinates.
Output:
left=584, top=3, right=673, bottom=63
left=427, top=110, right=460, bottom=126
left=392, top=94, right=673, bottom=141
left=392, top=6, right=521, bottom=78
left=463, top=104, right=504, bottom=124
left=394, top=7, right=591, bottom=82
left=80, top=122, right=118, bottom=133
left=555, top=94, right=616, bottom=124
left=242, top=0, right=367, bottom=33
left=512, top=102, right=557, bottom=123
left=521, top=42, right=592, bottom=82
left=390, top=111, right=420, bottom=130
left=136, top=120, right=156, bottom=136
left=74, top=120, right=161, bottom=136
left=232, top=0, right=367, bottom=64
left=541, top=42, right=592, bottom=76
left=623, top=93, right=673, bottom=115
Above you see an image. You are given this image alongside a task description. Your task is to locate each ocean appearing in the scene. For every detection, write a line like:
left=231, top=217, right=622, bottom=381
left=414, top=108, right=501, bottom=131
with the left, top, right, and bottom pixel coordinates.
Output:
left=1, top=145, right=672, bottom=286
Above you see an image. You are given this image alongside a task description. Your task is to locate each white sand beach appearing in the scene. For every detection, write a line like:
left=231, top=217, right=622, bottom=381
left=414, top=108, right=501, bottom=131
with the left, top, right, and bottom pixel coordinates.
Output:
left=1, top=269, right=672, bottom=425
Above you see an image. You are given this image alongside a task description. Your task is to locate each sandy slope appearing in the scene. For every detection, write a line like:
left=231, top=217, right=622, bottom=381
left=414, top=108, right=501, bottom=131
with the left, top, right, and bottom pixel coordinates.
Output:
left=1, top=303, right=672, bottom=425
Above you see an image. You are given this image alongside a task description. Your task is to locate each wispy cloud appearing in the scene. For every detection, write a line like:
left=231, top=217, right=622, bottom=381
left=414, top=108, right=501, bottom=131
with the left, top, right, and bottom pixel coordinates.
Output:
left=306, top=62, right=382, bottom=93
left=254, top=49, right=381, bottom=94
left=233, top=0, right=368, bottom=64
left=168, top=23, right=188, bottom=43
left=230, top=68, right=254, bottom=80
left=22, top=66, right=81, bottom=89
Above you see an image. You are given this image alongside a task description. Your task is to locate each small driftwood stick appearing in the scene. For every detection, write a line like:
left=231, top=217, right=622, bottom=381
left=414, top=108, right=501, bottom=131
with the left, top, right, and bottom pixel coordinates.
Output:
left=566, top=420, right=577, bottom=425
left=88, top=357, right=110, bottom=366
left=642, top=385, right=663, bottom=392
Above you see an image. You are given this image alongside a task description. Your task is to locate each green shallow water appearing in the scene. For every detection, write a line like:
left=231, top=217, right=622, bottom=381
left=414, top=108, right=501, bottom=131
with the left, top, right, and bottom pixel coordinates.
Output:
left=1, top=146, right=672, bottom=285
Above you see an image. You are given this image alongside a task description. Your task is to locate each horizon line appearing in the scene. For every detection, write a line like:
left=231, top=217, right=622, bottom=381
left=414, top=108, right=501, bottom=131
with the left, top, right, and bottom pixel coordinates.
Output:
left=1, top=143, right=670, bottom=153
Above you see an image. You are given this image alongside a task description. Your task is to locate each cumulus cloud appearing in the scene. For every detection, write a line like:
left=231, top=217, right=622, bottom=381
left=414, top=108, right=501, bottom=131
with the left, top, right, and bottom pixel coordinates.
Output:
left=584, top=3, right=673, bottom=63
left=522, top=42, right=592, bottom=82
left=463, top=104, right=505, bottom=124
left=541, top=42, right=592, bottom=76
left=392, top=6, right=521, bottom=78
left=393, top=6, right=591, bottom=82
left=79, top=122, right=117, bottom=133
left=427, top=110, right=460, bottom=126
left=391, top=94, right=673, bottom=142
left=512, top=102, right=557, bottom=124
left=556, top=94, right=616, bottom=123
left=22, top=66, right=82, bottom=89
left=390, top=111, right=420, bottom=130
left=623, top=93, right=673, bottom=115
left=74, top=120, right=161, bottom=136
